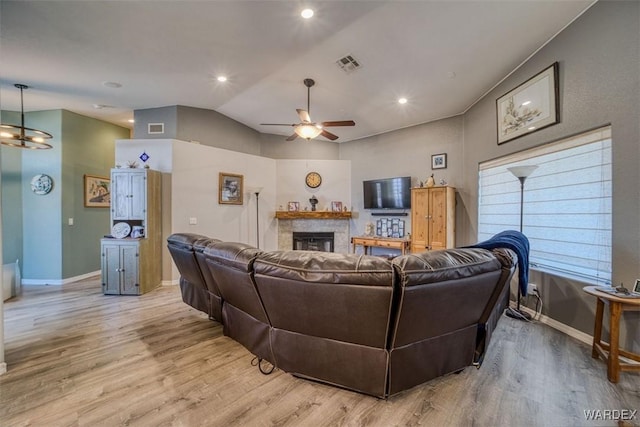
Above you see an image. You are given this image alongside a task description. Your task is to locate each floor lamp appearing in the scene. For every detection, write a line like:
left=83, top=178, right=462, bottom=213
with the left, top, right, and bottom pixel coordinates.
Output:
left=254, top=187, right=263, bottom=248
left=505, top=165, right=537, bottom=321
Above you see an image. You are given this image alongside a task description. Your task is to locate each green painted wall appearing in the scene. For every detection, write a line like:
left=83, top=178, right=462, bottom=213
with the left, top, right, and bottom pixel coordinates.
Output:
left=61, top=110, right=128, bottom=278
left=1, top=109, right=128, bottom=281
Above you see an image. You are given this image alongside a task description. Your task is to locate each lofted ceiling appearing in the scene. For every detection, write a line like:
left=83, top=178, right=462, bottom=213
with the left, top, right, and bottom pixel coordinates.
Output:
left=0, top=1, right=595, bottom=143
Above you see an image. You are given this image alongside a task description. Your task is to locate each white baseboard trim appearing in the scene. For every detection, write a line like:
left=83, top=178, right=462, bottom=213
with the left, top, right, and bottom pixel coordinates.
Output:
left=22, top=270, right=101, bottom=286
left=519, top=305, right=592, bottom=346
left=162, top=279, right=179, bottom=286
left=0, top=362, right=7, bottom=375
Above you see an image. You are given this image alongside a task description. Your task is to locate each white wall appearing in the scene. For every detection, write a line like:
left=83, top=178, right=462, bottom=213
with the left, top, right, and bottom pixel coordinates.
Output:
left=275, top=159, right=351, bottom=212
left=116, top=139, right=278, bottom=282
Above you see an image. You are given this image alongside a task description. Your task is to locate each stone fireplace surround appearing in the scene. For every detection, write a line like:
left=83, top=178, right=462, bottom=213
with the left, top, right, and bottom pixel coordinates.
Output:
left=277, top=219, right=350, bottom=254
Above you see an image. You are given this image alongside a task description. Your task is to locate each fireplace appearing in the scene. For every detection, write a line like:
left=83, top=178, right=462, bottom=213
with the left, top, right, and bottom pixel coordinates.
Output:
left=293, top=232, right=334, bottom=252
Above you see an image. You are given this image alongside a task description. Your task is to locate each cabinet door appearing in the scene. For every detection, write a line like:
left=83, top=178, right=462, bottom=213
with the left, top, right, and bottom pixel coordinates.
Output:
left=411, top=189, right=429, bottom=252
left=129, top=173, right=146, bottom=220
left=120, top=244, right=140, bottom=295
left=428, top=187, right=448, bottom=251
left=102, top=243, right=122, bottom=295
left=111, top=171, right=131, bottom=220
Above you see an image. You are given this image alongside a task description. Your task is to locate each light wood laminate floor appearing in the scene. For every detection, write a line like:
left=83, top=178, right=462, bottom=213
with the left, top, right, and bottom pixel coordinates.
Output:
left=1, top=277, right=638, bottom=427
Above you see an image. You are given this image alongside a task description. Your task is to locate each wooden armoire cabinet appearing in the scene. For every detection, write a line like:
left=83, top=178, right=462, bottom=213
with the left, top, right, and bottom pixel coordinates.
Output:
left=410, top=186, right=456, bottom=253
left=101, top=168, right=162, bottom=295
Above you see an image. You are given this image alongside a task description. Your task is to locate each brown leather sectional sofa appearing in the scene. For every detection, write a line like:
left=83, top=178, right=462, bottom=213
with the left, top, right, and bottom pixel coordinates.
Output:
left=167, top=233, right=517, bottom=398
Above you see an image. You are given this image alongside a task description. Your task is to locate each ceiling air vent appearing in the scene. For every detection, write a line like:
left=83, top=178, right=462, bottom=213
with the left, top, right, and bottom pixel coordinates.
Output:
left=336, top=54, right=362, bottom=74
left=148, top=123, right=164, bottom=134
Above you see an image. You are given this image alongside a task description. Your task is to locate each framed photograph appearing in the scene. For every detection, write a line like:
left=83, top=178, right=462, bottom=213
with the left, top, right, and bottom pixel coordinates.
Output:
left=288, top=201, right=299, bottom=211
left=331, top=201, right=343, bottom=212
left=84, top=174, right=110, bottom=208
left=634, top=279, right=640, bottom=294
left=431, top=153, right=447, bottom=170
left=219, top=172, right=243, bottom=205
left=497, top=62, right=559, bottom=144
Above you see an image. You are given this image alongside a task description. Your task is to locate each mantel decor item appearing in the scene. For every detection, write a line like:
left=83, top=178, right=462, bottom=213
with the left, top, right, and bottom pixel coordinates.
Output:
left=497, top=62, right=559, bottom=145
left=219, top=172, right=243, bottom=205
left=431, top=153, right=447, bottom=170
left=331, top=201, right=343, bottom=212
left=84, top=174, right=110, bottom=207
left=288, top=201, right=300, bottom=211
left=1, top=84, right=53, bottom=149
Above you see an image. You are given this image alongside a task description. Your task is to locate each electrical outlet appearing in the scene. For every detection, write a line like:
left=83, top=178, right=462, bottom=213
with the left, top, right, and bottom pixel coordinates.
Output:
left=528, top=283, right=539, bottom=295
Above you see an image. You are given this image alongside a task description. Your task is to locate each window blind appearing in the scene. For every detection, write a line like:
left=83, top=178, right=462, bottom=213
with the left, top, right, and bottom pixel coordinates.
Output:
left=478, top=126, right=612, bottom=285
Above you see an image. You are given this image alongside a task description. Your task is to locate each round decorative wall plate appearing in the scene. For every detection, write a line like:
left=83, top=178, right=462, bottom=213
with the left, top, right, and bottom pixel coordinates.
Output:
left=30, top=174, right=53, bottom=195
left=111, top=222, right=131, bottom=239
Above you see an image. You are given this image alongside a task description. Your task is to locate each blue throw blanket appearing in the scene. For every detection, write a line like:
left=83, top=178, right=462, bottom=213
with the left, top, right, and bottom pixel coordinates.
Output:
left=466, top=230, right=530, bottom=296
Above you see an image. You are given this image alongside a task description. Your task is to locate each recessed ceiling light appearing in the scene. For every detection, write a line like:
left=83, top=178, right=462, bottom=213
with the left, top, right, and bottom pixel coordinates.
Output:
left=398, top=98, right=408, bottom=104
left=301, top=8, right=314, bottom=19
left=217, top=76, right=228, bottom=82
left=102, top=81, right=122, bottom=89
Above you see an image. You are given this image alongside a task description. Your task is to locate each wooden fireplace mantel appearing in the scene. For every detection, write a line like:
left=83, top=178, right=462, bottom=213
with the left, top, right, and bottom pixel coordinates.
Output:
left=275, top=211, right=352, bottom=220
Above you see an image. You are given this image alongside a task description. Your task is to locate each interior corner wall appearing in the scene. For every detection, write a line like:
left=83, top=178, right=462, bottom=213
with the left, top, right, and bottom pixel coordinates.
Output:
left=175, top=106, right=262, bottom=155
left=260, top=132, right=340, bottom=160
left=133, top=106, right=178, bottom=140
left=460, top=1, right=639, bottom=349
left=61, top=110, right=129, bottom=279
left=339, top=116, right=463, bottom=240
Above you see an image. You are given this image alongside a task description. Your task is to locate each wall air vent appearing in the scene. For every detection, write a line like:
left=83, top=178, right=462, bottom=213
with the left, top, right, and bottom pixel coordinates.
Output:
left=148, top=123, right=164, bottom=134
left=336, top=54, right=362, bottom=74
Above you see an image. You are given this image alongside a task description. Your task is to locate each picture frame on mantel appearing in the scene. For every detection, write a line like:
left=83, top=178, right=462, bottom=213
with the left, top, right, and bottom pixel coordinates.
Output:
left=431, top=153, right=447, bottom=170
left=496, top=62, right=559, bottom=145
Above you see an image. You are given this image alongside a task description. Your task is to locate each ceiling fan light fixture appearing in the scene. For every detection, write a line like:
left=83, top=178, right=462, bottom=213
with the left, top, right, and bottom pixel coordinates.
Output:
left=294, top=123, right=322, bottom=140
left=1, top=84, right=53, bottom=150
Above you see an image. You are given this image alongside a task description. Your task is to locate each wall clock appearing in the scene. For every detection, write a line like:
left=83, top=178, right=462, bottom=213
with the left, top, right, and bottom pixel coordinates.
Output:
left=30, top=174, right=53, bottom=195
left=305, top=171, right=322, bottom=188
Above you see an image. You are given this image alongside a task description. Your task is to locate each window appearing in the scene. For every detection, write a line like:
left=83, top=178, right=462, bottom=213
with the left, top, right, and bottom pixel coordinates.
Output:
left=478, top=127, right=612, bottom=285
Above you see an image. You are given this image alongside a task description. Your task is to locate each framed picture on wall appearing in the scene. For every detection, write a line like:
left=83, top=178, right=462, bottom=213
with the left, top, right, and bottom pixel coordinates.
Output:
left=84, top=174, right=110, bottom=208
left=431, top=153, right=447, bottom=170
left=497, top=62, right=560, bottom=144
left=218, top=172, right=244, bottom=205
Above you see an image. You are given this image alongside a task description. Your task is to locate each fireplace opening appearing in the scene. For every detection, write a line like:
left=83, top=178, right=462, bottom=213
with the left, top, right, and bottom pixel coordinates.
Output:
left=293, top=232, right=334, bottom=252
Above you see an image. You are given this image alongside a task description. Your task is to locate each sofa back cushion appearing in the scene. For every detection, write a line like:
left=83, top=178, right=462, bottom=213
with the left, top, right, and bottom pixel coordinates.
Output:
left=203, top=241, right=268, bottom=323
left=390, top=248, right=503, bottom=347
left=167, top=233, right=211, bottom=290
left=253, top=251, right=394, bottom=348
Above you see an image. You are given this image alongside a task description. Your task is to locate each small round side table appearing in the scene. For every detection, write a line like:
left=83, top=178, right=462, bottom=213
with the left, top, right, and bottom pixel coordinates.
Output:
left=583, top=286, right=640, bottom=383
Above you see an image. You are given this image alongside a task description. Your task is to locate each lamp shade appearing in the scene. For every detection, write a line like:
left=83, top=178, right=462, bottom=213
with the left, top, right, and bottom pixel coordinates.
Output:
left=294, top=123, right=322, bottom=140
left=507, top=165, right=538, bottom=179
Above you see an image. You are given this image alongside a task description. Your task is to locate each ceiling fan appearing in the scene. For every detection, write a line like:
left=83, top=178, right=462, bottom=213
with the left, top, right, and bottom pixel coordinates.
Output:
left=260, top=78, right=355, bottom=141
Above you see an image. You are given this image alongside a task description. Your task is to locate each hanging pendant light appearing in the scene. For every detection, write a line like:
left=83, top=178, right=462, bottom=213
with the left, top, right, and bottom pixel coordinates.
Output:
left=1, top=84, right=53, bottom=149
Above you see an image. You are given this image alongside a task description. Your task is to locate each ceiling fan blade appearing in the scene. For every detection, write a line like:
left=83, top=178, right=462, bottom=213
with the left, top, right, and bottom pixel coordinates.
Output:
left=285, top=133, right=298, bottom=141
left=260, top=123, right=296, bottom=126
left=297, top=109, right=311, bottom=123
left=320, top=129, right=339, bottom=141
left=320, top=120, right=355, bottom=127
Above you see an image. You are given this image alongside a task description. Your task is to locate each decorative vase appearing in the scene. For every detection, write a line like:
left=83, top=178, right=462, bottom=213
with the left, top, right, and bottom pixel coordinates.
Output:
left=426, top=174, right=435, bottom=188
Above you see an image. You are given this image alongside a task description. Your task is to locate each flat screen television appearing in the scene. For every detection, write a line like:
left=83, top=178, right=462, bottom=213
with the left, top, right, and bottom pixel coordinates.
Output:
left=363, top=176, right=411, bottom=209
